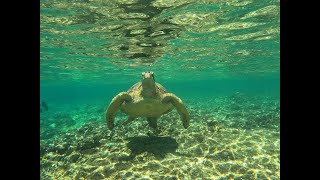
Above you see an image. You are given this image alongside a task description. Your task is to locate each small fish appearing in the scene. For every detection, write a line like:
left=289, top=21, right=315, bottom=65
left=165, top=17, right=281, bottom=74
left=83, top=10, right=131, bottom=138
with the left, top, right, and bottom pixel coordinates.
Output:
left=40, top=101, right=48, bottom=113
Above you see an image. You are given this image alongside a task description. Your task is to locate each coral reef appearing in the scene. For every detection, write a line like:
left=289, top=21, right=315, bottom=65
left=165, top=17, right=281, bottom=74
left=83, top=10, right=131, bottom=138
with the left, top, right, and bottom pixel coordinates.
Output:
left=40, top=94, right=279, bottom=179
left=40, top=103, right=106, bottom=140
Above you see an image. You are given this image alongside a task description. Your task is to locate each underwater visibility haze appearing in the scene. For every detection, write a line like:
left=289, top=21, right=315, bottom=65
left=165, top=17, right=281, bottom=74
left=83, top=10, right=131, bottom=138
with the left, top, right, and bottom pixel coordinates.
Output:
left=40, top=0, right=280, bottom=179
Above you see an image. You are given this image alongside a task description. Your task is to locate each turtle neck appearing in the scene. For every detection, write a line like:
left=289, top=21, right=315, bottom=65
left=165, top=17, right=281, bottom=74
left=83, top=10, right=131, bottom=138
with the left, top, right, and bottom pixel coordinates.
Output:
left=141, top=80, right=156, bottom=98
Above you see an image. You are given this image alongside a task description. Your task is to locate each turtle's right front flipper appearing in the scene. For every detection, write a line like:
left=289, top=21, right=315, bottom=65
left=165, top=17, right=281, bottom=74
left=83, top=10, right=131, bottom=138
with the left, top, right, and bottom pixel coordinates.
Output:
left=161, top=93, right=190, bottom=129
left=106, top=92, right=132, bottom=130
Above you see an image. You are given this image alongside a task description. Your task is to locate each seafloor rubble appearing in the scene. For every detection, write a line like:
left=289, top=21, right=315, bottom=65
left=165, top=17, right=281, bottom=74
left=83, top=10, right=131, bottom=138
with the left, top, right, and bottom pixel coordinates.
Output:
left=40, top=95, right=279, bottom=179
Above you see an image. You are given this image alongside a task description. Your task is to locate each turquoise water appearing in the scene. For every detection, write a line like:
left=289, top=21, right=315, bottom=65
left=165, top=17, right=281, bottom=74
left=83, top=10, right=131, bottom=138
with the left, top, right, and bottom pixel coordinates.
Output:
left=40, top=0, right=280, bottom=179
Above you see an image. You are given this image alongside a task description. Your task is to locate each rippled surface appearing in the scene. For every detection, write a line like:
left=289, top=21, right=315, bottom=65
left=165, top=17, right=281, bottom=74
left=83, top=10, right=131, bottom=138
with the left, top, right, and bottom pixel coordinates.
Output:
left=40, top=0, right=279, bottom=83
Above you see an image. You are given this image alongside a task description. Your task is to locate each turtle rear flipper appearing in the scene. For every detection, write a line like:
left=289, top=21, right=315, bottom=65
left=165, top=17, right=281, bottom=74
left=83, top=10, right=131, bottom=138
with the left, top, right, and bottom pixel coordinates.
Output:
left=147, top=117, right=158, bottom=129
left=122, top=116, right=136, bottom=126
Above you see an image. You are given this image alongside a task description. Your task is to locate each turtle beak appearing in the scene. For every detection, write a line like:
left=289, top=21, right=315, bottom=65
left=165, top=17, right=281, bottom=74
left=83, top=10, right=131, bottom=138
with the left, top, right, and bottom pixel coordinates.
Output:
left=141, top=72, right=155, bottom=82
left=142, top=72, right=151, bottom=78
left=144, top=73, right=151, bottom=79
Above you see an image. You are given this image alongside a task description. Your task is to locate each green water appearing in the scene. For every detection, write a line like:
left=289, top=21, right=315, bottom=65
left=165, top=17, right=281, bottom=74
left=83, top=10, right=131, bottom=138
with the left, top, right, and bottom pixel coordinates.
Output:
left=40, top=0, right=280, bottom=179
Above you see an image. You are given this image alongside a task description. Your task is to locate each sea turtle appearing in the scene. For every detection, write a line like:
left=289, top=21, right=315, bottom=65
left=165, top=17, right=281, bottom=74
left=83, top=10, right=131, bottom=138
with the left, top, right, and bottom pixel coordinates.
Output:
left=106, top=71, right=190, bottom=130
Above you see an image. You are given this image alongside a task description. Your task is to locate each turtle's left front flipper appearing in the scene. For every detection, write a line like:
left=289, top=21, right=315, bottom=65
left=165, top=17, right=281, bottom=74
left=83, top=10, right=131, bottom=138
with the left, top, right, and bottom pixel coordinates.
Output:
left=161, top=93, right=190, bottom=129
left=106, top=92, right=132, bottom=130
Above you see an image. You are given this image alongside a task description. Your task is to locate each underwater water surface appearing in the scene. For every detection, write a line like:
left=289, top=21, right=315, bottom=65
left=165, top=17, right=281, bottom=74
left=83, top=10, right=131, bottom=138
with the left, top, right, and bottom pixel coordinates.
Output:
left=40, top=0, right=280, bottom=179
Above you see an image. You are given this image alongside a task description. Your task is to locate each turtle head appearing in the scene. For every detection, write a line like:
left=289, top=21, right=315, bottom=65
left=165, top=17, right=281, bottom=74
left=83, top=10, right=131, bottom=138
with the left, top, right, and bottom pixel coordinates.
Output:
left=141, top=71, right=155, bottom=86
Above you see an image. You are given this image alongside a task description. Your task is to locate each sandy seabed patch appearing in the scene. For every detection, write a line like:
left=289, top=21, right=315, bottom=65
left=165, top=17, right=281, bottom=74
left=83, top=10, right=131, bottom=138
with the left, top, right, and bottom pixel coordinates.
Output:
left=41, top=112, right=279, bottom=180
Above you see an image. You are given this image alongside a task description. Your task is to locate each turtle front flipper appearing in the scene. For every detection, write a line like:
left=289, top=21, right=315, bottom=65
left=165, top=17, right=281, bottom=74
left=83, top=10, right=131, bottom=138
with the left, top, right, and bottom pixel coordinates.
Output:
left=161, top=93, right=190, bottom=129
left=106, top=92, right=132, bottom=130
